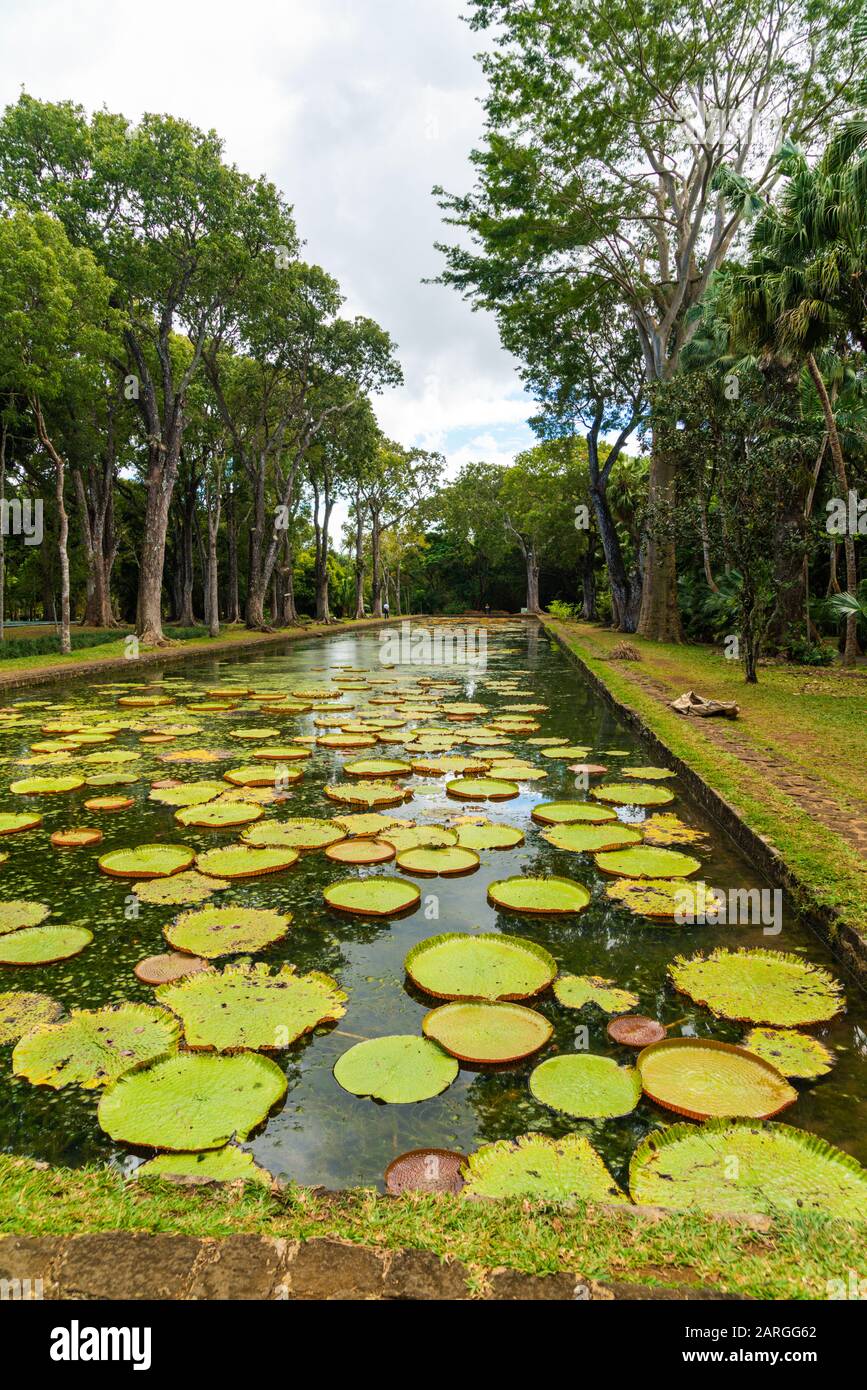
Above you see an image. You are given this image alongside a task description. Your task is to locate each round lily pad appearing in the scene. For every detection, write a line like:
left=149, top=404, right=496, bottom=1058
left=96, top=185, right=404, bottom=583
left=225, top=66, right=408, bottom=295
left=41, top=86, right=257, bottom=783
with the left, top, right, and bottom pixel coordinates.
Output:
left=532, top=801, right=616, bottom=826
left=324, top=780, right=409, bottom=808
left=98, top=1052, right=288, bottom=1150
left=385, top=1148, right=466, bottom=1196
left=539, top=744, right=591, bottom=758
left=224, top=765, right=304, bottom=788
left=629, top=1120, right=867, bottom=1220
left=175, top=801, right=263, bottom=830
left=605, top=877, right=721, bottom=921
left=742, top=1027, right=835, bottom=1080
left=0, top=811, right=43, bottom=834
left=332, top=812, right=404, bottom=838
left=454, top=822, right=524, bottom=851
left=134, top=952, right=212, bottom=986
left=396, top=845, right=481, bottom=877
left=607, top=1015, right=667, bottom=1047
left=641, top=814, right=709, bottom=848
left=529, top=1053, right=641, bottom=1119
left=637, top=1037, right=797, bottom=1120
left=0, top=991, right=64, bottom=1044
left=325, top=838, right=395, bottom=865
left=0, top=901, right=51, bottom=936
left=318, top=733, right=377, bottom=749
left=488, top=875, right=590, bottom=915
left=445, top=777, right=519, bottom=801
left=10, top=774, right=85, bottom=795
left=131, top=872, right=228, bottom=906
left=0, top=924, right=92, bottom=966
left=251, top=746, right=309, bottom=761
left=242, top=817, right=346, bottom=851
left=410, top=756, right=490, bottom=777
left=84, top=796, right=134, bottom=812
left=323, top=876, right=421, bottom=916
left=50, top=828, right=103, bottom=849
left=622, top=766, right=676, bottom=780
left=461, top=1133, right=625, bottom=1203
left=148, top=781, right=224, bottom=808
left=591, top=782, right=674, bottom=807
left=333, top=1035, right=458, bottom=1104
left=194, top=845, right=299, bottom=879
left=99, top=843, right=195, bottom=879
left=595, top=846, right=701, bottom=879
left=13, top=1003, right=180, bottom=1089
left=553, top=975, right=640, bottom=1013
left=405, top=932, right=556, bottom=1001
left=136, top=1146, right=271, bottom=1186
left=669, top=949, right=844, bottom=1026
left=342, top=757, right=412, bottom=778
left=157, top=962, right=346, bottom=1051
left=380, top=825, right=457, bottom=852
left=422, top=1000, right=552, bottom=1063
left=543, top=822, right=642, bottom=853
left=166, top=905, right=292, bottom=958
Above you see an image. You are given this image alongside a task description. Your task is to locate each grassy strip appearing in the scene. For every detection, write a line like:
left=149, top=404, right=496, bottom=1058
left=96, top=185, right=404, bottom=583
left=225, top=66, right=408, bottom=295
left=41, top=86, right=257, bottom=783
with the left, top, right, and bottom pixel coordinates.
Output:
left=0, top=1154, right=861, bottom=1299
left=543, top=618, right=867, bottom=943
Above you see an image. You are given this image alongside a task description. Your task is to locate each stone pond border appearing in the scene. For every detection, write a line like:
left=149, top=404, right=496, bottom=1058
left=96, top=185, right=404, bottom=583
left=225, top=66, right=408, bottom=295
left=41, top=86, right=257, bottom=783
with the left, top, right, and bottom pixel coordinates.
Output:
left=540, top=615, right=867, bottom=981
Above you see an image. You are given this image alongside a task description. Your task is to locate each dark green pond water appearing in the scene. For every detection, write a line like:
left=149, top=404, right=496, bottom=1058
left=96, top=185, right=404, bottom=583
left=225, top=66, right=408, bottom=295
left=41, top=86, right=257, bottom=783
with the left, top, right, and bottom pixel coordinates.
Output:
left=0, top=620, right=864, bottom=1189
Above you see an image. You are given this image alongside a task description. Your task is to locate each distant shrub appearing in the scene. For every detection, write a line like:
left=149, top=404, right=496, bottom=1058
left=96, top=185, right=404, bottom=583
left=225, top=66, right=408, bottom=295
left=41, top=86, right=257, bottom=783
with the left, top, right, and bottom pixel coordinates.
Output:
left=547, top=600, right=581, bottom=620
left=782, top=634, right=835, bottom=667
left=0, top=629, right=125, bottom=659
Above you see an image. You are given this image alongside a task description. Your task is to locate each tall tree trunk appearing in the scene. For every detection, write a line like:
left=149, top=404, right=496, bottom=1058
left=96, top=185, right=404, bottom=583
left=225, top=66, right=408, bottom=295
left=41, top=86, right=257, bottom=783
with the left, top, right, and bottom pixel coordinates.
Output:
left=636, top=439, right=682, bottom=641
left=31, top=400, right=70, bottom=655
left=525, top=546, right=540, bottom=614
left=137, top=439, right=180, bottom=646
left=807, top=354, right=858, bottom=666
left=225, top=483, right=240, bottom=623
left=371, top=510, right=383, bottom=617
left=245, top=456, right=268, bottom=629
left=353, top=503, right=366, bottom=618
left=283, top=533, right=297, bottom=623
left=580, top=547, right=597, bottom=621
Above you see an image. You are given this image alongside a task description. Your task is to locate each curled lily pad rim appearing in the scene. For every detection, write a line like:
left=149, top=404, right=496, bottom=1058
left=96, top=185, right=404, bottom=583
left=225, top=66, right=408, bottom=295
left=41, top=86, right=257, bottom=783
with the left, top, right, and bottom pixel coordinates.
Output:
left=422, top=999, right=554, bottom=1063
left=636, top=1036, right=798, bottom=1121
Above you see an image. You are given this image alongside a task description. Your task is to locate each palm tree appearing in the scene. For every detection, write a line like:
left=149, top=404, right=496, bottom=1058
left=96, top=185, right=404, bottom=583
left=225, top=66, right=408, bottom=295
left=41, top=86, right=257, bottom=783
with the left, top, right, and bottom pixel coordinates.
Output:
left=718, top=123, right=867, bottom=665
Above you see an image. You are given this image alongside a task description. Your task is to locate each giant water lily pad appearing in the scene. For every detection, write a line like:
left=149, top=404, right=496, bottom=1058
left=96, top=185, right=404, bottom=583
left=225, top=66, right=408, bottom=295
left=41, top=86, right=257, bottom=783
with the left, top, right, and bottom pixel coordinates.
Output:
left=136, top=1146, right=271, bottom=1186
left=323, top=877, right=421, bottom=916
left=332, top=812, right=405, bottom=837
left=595, top=846, right=701, bottom=879
left=0, top=925, right=92, bottom=965
left=157, top=962, right=346, bottom=1051
left=422, top=1000, right=552, bottom=1063
left=0, top=811, right=43, bottom=835
left=742, top=1027, right=835, bottom=1080
left=553, top=975, right=640, bottom=1013
left=98, top=1052, right=287, bottom=1150
left=175, top=801, right=263, bottom=830
left=380, top=825, right=457, bottom=852
left=532, top=801, right=616, bottom=826
left=605, top=877, right=720, bottom=922
left=333, top=1035, right=458, bottom=1103
left=396, top=845, right=480, bottom=877
left=530, top=1053, right=641, bottom=1118
left=543, top=822, right=642, bottom=853
left=0, top=991, right=64, bottom=1044
left=637, top=1037, right=797, bottom=1120
left=591, top=782, right=674, bottom=807
left=488, top=876, right=590, bottom=915
left=10, top=774, right=85, bottom=795
left=242, top=817, right=346, bottom=851
left=445, top=777, right=519, bottom=801
left=629, top=1120, right=867, bottom=1219
left=13, top=1003, right=180, bottom=1089
left=461, top=1133, right=625, bottom=1203
left=410, top=755, right=490, bottom=777
left=166, top=905, right=292, bottom=958
left=99, top=843, right=195, bottom=878
left=224, top=765, right=303, bottom=788
left=669, top=949, right=844, bottom=1026
left=194, top=845, right=299, bottom=879
left=405, top=932, right=556, bottom=1001
left=131, top=872, right=228, bottom=906
left=148, top=781, right=224, bottom=808
left=0, top=901, right=50, bottom=936
left=325, top=838, right=394, bottom=865
left=622, top=766, right=676, bottom=780
left=324, top=780, right=409, bottom=808
left=134, top=952, right=211, bottom=986
left=454, top=822, right=524, bottom=851
left=342, top=757, right=411, bottom=778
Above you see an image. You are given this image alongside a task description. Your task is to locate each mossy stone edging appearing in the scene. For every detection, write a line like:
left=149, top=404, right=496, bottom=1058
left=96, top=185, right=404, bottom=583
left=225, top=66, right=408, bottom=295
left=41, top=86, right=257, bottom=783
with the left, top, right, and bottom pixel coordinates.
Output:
left=0, top=1232, right=748, bottom=1301
left=540, top=617, right=867, bottom=980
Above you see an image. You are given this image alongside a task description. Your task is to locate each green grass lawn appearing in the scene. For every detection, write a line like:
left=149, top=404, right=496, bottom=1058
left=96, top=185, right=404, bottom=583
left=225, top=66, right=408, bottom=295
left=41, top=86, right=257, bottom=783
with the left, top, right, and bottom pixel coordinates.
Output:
left=1, top=1153, right=862, bottom=1299
left=543, top=618, right=867, bottom=945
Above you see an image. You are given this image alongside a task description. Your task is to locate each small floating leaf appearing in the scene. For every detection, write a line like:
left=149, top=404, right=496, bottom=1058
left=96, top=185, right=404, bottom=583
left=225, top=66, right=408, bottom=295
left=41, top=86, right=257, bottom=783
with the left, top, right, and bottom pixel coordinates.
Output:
left=333, top=1035, right=457, bottom=1103
left=134, top=952, right=212, bottom=986
left=13, top=1002, right=180, bottom=1089
left=98, top=1052, right=287, bottom=1150
left=50, top=827, right=103, bottom=848
left=529, top=1054, right=641, bottom=1118
left=136, top=1146, right=271, bottom=1186
left=461, top=1133, right=625, bottom=1202
left=553, top=975, right=640, bottom=1013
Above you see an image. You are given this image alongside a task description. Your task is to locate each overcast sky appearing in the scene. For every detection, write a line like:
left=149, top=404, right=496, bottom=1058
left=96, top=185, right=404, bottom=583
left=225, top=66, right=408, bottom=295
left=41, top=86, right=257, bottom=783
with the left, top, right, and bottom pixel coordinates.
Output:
left=1, top=0, right=537, bottom=496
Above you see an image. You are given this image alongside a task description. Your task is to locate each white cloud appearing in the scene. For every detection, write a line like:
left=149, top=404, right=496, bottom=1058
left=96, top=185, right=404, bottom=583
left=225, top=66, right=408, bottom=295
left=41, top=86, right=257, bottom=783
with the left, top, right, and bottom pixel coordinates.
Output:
left=0, top=0, right=534, bottom=470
